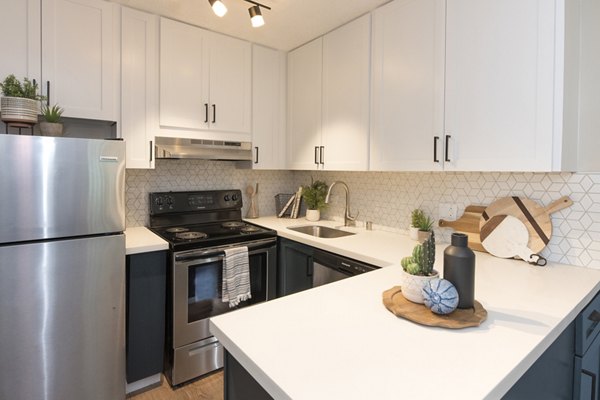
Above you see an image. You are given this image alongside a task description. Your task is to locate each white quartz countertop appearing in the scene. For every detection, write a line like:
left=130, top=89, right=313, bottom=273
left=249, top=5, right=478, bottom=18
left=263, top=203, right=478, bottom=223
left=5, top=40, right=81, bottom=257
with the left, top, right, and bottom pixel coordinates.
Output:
left=211, top=216, right=600, bottom=399
left=125, top=227, right=168, bottom=255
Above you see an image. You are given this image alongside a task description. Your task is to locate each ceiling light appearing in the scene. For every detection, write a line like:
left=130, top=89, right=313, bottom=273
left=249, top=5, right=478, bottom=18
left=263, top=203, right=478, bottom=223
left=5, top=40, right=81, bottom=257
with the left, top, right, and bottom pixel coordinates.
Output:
left=248, top=5, right=264, bottom=28
left=209, top=0, right=227, bottom=17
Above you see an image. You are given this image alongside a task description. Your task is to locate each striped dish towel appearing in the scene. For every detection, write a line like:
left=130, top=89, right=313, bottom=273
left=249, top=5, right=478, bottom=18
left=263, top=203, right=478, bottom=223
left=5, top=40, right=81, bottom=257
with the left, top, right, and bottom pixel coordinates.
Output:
left=222, top=246, right=251, bottom=308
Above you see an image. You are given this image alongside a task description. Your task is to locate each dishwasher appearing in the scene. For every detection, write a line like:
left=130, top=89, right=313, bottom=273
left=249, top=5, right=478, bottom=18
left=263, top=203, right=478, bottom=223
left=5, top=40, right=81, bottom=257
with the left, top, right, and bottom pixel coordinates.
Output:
left=312, top=248, right=378, bottom=287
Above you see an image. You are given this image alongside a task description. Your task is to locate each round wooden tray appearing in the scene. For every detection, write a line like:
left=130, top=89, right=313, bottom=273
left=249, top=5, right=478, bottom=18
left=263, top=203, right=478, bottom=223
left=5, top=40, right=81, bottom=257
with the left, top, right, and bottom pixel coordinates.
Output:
left=382, top=286, right=487, bottom=329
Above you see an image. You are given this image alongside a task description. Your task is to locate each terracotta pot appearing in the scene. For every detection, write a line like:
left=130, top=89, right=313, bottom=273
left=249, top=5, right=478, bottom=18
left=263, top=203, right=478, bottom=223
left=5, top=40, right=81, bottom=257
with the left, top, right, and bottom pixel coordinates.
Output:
left=305, top=209, right=320, bottom=222
left=401, top=269, right=440, bottom=304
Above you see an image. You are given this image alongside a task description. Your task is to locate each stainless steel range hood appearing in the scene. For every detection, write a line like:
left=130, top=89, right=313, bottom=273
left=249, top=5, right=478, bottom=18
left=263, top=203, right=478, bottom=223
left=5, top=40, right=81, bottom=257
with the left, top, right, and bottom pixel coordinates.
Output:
left=154, top=137, right=253, bottom=161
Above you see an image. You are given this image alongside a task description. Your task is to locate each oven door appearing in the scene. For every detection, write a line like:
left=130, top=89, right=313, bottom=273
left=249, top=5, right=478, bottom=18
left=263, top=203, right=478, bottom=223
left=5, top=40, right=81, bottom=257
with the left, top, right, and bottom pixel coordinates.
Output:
left=172, top=238, right=276, bottom=348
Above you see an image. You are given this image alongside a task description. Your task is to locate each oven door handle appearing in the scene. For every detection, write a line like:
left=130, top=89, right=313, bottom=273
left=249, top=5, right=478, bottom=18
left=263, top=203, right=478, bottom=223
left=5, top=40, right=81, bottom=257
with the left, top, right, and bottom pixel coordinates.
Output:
left=174, top=238, right=276, bottom=263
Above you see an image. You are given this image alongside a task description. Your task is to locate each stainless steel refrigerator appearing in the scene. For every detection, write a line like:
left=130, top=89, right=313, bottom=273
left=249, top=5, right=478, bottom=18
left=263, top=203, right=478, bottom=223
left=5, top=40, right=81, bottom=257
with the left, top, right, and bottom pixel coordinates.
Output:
left=0, top=135, right=126, bottom=400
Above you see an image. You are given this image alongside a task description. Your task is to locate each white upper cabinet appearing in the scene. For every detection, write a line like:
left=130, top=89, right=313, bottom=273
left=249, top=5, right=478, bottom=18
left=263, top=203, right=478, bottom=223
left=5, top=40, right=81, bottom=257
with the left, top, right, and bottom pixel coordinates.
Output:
left=322, top=13, right=371, bottom=171
left=444, top=0, right=557, bottom=171
left=0, top=0, right=40, bottom=86
left=287, top=37, right=323, bottom=170
left=371, top=0, right=444, bottom=171
left=252, top=45, right=286, bottom=170
left=121, top=7, right=158, bottom=169
left=287, top=15, right=371, bottom=171
left=42, top=0, right=119, bottom=121
left=159, top=17, right=251, bottom=136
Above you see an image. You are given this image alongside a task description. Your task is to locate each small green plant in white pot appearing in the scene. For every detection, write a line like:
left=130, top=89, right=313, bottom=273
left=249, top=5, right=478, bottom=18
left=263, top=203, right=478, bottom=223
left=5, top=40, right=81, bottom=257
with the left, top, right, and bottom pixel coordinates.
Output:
left=0, top=75, right=43, bottom=124
left=40, top=104, right=64, bottom=136
left=400, top=231, right=438, bottom=304
left=410, top=208, right=434, bottom=242
left=302, top=180, right=328, bottom=222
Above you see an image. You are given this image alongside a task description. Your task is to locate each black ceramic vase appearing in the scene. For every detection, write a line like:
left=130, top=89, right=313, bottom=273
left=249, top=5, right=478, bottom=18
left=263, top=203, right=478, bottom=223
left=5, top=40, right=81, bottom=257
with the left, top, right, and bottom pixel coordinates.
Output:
left=444, top=233, right=475, bottom=309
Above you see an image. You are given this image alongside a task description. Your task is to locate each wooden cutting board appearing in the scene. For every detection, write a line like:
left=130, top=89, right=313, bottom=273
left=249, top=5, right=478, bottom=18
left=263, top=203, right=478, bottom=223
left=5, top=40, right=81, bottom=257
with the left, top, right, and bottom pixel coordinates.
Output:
left=479, top=196, right=572, bottom=253
left=480, top=215, right=546, bottom=265
left=382, top=286, right=487, bottom=329
left=438, top=205, right=487, bottom=252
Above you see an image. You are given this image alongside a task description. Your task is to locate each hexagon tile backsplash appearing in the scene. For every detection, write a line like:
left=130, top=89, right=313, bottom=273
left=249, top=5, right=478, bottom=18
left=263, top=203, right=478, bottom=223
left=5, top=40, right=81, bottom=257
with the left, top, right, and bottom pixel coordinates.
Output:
left=126, top=162, right=600, bottom=269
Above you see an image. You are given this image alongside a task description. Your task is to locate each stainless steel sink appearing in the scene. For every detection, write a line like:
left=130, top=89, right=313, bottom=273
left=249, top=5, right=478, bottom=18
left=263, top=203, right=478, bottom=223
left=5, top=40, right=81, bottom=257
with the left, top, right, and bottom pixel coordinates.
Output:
left=287, top=225, right=355, bottom=238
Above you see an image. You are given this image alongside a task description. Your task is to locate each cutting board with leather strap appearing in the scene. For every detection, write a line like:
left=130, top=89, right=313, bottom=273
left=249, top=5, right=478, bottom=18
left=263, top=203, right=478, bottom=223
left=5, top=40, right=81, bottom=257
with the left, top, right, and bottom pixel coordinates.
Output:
left=438, top=205, right=487, bottom=252
left=479, top=196, right=573, bottom=253
left=480, top=215, right=546, bottom=265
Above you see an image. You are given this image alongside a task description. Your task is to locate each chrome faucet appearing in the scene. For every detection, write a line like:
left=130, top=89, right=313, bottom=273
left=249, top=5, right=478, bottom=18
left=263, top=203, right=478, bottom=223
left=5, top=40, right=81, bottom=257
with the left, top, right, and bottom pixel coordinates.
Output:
left=325, top=181, right=358, bottom=227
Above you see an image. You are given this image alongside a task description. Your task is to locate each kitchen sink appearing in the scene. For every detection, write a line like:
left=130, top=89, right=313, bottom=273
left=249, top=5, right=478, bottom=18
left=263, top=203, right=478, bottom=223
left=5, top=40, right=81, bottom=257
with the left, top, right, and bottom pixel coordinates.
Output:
left=287, top=225, right=355, bottom=239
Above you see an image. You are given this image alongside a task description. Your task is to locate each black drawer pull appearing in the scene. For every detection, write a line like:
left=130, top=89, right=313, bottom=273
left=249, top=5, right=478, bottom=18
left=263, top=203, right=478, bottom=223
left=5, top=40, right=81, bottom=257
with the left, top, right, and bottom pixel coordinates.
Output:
left=433, top=136, right=439, bottom=162
left=445, top=135, right=451, bottom=162
left=314, top=146, right=319, bottom=166
left=588, top=310, right=600, bottom=322
left=582, top=369, right=596, bottom=400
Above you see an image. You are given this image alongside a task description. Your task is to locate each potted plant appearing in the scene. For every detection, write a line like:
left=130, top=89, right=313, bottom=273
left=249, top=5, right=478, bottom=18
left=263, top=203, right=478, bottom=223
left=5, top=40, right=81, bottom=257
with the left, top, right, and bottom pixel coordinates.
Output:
left=410, top=209, right=433, bottom=242
left=0, top=75, right=43, bottom=124
left=40, top=104, right=64, bottom=136
left=302, top=180, right=328, bottom=222
left=400, top=231, right=438, bottom=304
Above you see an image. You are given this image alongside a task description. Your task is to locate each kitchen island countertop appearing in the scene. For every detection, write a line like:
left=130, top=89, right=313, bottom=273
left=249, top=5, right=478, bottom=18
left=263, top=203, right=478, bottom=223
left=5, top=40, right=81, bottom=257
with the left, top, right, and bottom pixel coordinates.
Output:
left=211, top=216, right=600, bottom=399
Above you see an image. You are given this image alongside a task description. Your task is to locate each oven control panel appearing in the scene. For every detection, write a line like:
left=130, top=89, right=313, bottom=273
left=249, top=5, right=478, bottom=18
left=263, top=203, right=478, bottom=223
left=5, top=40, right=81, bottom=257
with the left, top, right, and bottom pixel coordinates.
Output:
left=150, top=190, right=243, bottom=214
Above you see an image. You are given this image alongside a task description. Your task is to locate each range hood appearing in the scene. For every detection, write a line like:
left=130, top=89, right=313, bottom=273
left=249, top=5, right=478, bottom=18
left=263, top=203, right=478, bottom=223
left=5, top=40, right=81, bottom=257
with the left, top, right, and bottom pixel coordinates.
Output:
left=154, top=137, right=253, bottom=161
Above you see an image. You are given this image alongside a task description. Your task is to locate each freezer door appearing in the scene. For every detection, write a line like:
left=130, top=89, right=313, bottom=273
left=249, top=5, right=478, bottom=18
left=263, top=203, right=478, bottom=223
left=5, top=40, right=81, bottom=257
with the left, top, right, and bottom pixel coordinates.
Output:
left=0, top=135, right=125, bottom=243
left=0, top=235, right=126, bottom=400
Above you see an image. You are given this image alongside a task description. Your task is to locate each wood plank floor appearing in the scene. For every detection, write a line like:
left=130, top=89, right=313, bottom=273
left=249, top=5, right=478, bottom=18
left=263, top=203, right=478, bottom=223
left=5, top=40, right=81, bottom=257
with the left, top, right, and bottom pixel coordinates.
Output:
left=127, top=372, right=224, bottom=400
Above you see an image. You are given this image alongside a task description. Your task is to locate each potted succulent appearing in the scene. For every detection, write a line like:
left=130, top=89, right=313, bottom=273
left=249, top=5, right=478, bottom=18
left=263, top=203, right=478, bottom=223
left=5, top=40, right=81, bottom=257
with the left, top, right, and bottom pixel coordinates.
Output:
left=302, top=180, right=328, bottom=222
left=410, top=208, right=434, bottom=242
left=39, top=104, right=64, bottom=136
left=0, top=75, right=43, bottom=124
left=400, top=231, right=438, bottom=304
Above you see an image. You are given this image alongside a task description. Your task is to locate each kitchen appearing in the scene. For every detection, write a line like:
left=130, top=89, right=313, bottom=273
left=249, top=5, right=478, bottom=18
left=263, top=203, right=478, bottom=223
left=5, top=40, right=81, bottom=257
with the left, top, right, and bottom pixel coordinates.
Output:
left=1, top=0, right=600, bottom=399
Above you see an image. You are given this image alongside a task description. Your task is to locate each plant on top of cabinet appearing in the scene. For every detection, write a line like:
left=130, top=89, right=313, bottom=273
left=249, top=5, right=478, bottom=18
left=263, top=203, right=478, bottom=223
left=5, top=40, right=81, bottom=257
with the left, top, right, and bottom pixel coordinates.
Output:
left=39, top=104, right=64, bottom=136
left=302, top=180, right=328, bottom=222
left=0, top=75, right=43, bottom=124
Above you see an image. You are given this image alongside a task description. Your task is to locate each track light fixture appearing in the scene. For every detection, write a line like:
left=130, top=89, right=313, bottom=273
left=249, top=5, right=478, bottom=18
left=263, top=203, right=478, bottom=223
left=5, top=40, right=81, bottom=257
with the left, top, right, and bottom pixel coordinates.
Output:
left=207, top=0, right=271, bottom=27
left=209, top=0, right=228, bottom=17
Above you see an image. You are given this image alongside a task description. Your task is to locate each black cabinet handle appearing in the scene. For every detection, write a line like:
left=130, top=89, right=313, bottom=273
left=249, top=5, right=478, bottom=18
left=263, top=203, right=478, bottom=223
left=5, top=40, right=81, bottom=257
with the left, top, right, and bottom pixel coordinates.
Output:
left=307, top=257, right=313, bottom=277
left=46, top=81, right=50, bottom=106
left=582, top=369, right=596, bottom=400
left=588, top=310, right=600, bottom=322
left=314, top=146, right=319, bottom=166
left=254, top=146, right=259, bottom=164
left=433, top=136, right=439, bottom=162
left=445, top=135, right=451, bottom=162
left=320, top=146, right=324, bottom=165
left=212, top=104, right=216, bottom=123
left=204, top=103, right=208, bottom=123
left=149, top=140, right=153, bottom=162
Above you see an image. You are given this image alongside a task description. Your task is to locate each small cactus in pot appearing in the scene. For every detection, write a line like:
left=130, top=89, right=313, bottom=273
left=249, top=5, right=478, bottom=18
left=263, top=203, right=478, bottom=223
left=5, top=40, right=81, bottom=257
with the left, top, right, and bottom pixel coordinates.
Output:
left=400, top=232, right=439, bottom=304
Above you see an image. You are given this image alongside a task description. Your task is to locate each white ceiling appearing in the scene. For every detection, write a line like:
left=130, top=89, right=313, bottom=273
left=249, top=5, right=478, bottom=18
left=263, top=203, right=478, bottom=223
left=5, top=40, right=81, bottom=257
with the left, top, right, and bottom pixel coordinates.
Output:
left=110, top=0, right=390, bottom=51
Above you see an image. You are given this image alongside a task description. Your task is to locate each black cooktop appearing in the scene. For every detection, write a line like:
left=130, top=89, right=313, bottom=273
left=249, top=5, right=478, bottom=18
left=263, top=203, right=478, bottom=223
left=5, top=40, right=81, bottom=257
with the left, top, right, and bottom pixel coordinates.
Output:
left=148, top=190, right=276, bottom=251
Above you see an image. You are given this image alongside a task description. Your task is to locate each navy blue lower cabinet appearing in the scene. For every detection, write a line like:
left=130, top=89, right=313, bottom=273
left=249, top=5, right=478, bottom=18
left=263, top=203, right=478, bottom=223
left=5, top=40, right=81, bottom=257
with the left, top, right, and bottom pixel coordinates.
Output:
left=126, top=250, right=168, bottom=383
left=502, top=321, right=575, bottom=399
left=574, top=291, right=600, bottom=399
left=224, top=351, right=273, bottom=400
left=277, top=238, right=314, bottom=297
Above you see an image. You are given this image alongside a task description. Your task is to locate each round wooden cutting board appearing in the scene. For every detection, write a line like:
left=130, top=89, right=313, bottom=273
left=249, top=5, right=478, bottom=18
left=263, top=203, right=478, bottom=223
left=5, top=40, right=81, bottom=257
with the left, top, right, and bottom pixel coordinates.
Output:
left=479, top=196, right=572, bottom=253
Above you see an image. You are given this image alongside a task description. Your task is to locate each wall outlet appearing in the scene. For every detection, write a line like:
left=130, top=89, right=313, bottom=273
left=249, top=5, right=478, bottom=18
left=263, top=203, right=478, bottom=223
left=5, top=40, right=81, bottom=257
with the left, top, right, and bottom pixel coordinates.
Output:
left=439, top=203, right=458, bottom=220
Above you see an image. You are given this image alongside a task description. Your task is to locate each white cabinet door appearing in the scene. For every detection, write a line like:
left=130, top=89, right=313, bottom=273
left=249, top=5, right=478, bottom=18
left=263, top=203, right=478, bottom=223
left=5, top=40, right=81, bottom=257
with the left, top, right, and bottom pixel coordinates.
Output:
left=121, top=7, right=158, bottom=169
left=444, top=0, right=556, bottom=171
left=287, top=38, right=322, bottom=170
left=252, top=45, right=286, bottom=170
left=322, top=14, right=371, bottom=171
left=0, top=0, right=40, bottom=86
left=208, top=32, right=251, bottom=134
left=159, top=18, right=209, bottom=131
left=42, top=0, right=119, bottom=121
left=370, top=0, right=445, bottom=171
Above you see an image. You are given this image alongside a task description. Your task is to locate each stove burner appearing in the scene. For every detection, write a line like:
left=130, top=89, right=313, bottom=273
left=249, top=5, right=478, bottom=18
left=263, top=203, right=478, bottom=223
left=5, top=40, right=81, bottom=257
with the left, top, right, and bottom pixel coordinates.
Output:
left=166, top=227, right=189, bottom=233
left=175, top=231, right=208, bottom=240
left=222, top=221, right=245, bottom=229
left=241, top=226, right=260, bottom=233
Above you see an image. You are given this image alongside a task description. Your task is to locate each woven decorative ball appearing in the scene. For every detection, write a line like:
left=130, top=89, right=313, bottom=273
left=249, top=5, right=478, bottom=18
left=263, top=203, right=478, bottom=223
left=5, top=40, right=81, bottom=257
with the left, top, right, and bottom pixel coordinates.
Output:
left=422, top=278, right=459, bottom=315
